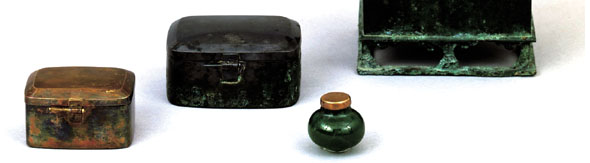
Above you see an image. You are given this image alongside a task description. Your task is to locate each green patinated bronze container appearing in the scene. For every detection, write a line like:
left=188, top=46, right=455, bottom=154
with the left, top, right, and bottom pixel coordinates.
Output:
left=167, top=16, right=301, bottom=108
left=358, top=0, right=536, bottom=76
left=308, top=92, right=365, bottom=152
left=25, top=67, right=135, bottom=149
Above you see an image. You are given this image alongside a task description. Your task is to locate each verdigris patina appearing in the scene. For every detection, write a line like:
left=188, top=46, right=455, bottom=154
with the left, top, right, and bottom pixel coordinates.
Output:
left=167, top=16, right=301, bottom=108
left=25, top=67, right=135, bottom=149
left=358, top=0, right=536, bottom=76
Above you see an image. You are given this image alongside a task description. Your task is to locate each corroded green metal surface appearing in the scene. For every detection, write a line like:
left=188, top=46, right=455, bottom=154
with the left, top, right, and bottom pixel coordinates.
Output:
left=167, top=60, right=300, bottom=108
left=358, top=0, right=536, bottom=76
left=26, top=105, right=133, bottom=149
left=358, top=42, right=536, bottom=76
left=24, top=67, right=135, bottom=149
left=308, top=107, right=365, bottom=152
left=166, top=16, right=301, bottom=108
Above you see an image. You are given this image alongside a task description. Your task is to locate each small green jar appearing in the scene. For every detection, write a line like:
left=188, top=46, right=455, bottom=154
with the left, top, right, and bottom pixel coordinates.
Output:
left=308, top=92, right=365, bottom=152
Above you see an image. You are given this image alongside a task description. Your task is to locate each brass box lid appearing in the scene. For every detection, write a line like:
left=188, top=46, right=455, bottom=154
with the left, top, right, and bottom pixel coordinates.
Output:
left=25, top=67, right=135, bottom=106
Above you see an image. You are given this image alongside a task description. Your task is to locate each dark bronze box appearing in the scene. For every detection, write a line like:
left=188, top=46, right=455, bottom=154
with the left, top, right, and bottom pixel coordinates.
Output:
left=166, top=16, right=301, bottom=108
left=25, top=67, right=135, bottom=149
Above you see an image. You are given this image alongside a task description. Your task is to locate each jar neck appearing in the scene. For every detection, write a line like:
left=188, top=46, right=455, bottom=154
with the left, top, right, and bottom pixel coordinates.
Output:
left=320, top=106, right=351, bottom=112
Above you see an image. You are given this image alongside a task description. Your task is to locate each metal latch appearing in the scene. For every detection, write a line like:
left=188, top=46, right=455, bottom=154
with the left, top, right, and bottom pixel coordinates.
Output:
left=220, top=53, right=245, bottom=85
left=48, top=98, right=92, bottom=125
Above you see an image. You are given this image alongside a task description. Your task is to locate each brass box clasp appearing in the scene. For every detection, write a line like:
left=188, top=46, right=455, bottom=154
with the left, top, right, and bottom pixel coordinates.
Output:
left=48, top=98, right=92, bottom=125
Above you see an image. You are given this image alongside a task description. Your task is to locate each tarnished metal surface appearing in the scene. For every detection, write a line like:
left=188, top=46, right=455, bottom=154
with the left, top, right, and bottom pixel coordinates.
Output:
left=167, top=16, right=301, bottom=108
left=358, top=0, right=536, bottom=76
left=25, top=67, right=135, bottom=149
left=26, top=105, right=133, bottom=149
left=358, top=42, right=536, bottom=76
left=25, top=67, right=134, bottom=106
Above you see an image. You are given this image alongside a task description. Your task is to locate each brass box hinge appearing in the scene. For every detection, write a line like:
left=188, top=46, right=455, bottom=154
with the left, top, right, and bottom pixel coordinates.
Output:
left=48, top=98, right=92, bottom=125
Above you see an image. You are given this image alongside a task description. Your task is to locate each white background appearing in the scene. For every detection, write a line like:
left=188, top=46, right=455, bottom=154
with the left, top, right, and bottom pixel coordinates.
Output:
left=0, top=0, right=587, bottom=162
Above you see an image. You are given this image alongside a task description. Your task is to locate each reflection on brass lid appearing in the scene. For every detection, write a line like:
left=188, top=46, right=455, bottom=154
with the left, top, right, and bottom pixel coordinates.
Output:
left=320, top=92, right=351, bottom=111
left=25, top=67, right=135, bottom=106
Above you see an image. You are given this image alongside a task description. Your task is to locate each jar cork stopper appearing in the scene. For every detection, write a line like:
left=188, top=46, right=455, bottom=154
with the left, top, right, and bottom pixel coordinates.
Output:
left=320, top=92, right=351, bottom=111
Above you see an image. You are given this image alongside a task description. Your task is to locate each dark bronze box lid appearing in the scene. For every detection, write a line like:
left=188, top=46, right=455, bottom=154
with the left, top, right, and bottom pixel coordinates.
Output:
left=25, top=67, right=135, bottom=106
left=167, top=16, right=301, bottom=56
left=360, top=0, right=536, bottom=42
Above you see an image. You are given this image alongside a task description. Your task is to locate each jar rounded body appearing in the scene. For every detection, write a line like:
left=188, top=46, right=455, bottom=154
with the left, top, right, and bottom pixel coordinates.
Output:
left=308, top=107, right=365, bottom=152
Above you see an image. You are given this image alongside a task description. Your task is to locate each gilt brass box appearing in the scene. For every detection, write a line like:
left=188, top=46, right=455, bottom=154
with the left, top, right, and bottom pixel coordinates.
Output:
left=167, top=16, right=301, bottom=108
left=25, top=67, right=135, bottom=149
left=358, top=0, right=536, bottom=76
